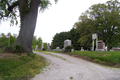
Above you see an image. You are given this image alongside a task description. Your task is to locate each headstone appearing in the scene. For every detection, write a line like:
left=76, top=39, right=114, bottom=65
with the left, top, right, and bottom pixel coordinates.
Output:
left=81, top=47, right=84, bottom=51
left=56, top=47, right=60, bottom=51
left=64, top=39, right=71, bottom=48
left=47, top=43, right=51, bottom=51
left=53, top=49, right=56, bottom=51
left=92, top=33, right=97, bottom=40
left=71, top=49, right=74, bottom=52
left=96, top=40, right=105, bottom=52
left=35, top=45, right=38, bottom=50
left=59, top=49, right=62, bottom=51
left=42, top=43, right=44, bottom=49
left=105, top=46, right=107, bottom=51
left=40, top=46, right=42, bottom=50
left=92, top=33, right=98, bottom=51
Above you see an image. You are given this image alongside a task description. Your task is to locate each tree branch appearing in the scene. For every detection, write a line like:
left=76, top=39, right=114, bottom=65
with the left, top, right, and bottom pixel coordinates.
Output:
left=0, top=12, right=10, bottom=19
left=8, top=1, right=19, bottom=12
left=0, top=0, right=19, bottom=19
left=4, top=0, right=10, bottom=7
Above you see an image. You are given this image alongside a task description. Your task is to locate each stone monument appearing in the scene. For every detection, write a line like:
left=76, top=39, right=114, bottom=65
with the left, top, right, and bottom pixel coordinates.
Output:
left=96, top=40, right=105, bottom=52
left=64, top=39, right=71, bottom=48
left=47, top=43, right=51, bottom=51
left=92, top=33, right=98, bottom=51
left=80, top=47, right=84, bottom=51
left=56, top=47, right=60, bottom=51
left=35, top=45, right=38, bottom=50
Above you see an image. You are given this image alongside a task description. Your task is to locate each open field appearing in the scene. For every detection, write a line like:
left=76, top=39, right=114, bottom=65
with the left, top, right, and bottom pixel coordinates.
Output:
left=0, top=50, right=47, bottom=80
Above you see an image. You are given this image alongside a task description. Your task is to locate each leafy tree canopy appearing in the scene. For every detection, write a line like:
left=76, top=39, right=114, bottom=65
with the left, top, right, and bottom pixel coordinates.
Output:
left=75, top=0, right=120, bottom=50
left=0, top=0, right=58, bottom=23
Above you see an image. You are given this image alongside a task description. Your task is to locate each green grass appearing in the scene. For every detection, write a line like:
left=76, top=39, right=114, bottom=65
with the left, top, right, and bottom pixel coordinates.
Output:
left=70, top=76, right=73, bottom=79
left=43, top=50, right=63, bottom=53
left=0, top=50, right=4, bottom=53
left=70, top=51, right=120, bottom=65
left=45, top=50, right=120, bottom=67
left=0, top=53, right=47, bottom=80
left=36, top=51, right=66, bottom=61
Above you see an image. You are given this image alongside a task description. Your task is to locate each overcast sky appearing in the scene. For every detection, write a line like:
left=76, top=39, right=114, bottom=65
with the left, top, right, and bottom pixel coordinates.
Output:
left=0, top=0, right=108, bottom=43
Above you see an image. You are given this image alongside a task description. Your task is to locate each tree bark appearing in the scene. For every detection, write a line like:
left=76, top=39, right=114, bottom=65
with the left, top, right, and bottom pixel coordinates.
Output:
left=15, top=0, right=40, bottom=53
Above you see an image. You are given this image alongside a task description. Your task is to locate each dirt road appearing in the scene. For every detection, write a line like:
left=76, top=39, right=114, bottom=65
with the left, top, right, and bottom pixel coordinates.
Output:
left=31, top=52, right=120, bottom=80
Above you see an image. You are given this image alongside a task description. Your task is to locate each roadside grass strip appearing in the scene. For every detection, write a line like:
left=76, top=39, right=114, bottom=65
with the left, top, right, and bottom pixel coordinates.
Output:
left=0, top=53, right=47, bottom=80
left=69, top=51, right=120, bottom=67
left=44, top=50, right=120, bottom=67
left=0, top=50, right=4, bottom=53
left=36, top=51, right=67, bottom=61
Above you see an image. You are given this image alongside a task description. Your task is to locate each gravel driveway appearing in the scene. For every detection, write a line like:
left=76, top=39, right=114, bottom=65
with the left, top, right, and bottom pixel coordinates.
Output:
left=31, top=52, right=120, bottom=80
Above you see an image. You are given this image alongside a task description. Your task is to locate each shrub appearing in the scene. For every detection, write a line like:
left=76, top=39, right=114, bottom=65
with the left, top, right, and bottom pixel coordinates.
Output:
left=64, top=45, right=73, bottom=52
left=42, top=48, right=46, bottom=51
left=4, top=45, right=14, bottom=53
left=4, top=44, right=25, bottom=54
left=0, top=50, right=4, bottom=53
left=13, top=44, right=25, bottom=54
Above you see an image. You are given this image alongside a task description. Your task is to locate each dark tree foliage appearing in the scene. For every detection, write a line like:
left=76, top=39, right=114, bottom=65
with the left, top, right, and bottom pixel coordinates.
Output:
left=74, top=0, right=120, bottom=50
left=52, top=28, right=81, bottom=50
left=87, top=0, right=120, bottom=50
left=69, top=28, right=81, bottom=50
left=52, top=32, right=71, bottom=49
left=0, top=33, right=16, bottom=48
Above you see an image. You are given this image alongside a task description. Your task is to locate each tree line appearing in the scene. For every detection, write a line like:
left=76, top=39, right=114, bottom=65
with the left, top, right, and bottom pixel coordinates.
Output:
left=0, top=33, right=47, bottom=50
left=52, top=0, right=120, bottom=50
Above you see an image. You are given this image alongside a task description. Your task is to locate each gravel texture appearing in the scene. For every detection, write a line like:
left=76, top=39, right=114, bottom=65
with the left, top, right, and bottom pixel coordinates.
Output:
left=31, top=52, right=120, bottom=80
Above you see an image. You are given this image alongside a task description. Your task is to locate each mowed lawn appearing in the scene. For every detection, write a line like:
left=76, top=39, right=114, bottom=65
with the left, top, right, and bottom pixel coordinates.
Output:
left=0, top=50, right=47, bottom=80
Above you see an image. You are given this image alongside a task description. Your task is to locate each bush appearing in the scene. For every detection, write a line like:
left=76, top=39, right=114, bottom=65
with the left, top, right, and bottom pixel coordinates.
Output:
left=4, top=45, right=14, bottom=53
left=42, top=48, right=46, bottom=51
left=4, top=44, right=25, bottom=54
left=64, top=45, right=73, bottom=52
left=13, top=44, right=24, bottom=54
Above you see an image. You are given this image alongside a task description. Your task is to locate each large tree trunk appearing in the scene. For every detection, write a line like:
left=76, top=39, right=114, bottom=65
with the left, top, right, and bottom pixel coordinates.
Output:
left=15, top=0, right=40, bottom=53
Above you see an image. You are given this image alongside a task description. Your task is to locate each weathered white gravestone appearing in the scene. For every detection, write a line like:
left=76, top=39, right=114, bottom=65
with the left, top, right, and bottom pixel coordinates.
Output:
left=64, top=39, right=71, bottom=48
left=92, top=33, right=98, bottom=51
left=81, top=47, right=84, bottom=51
left=47, top=43, right=51, bottom=51
left=35, top=45, right=38, bottom=50
left=56, top=47, right=60, bottom=50
left=71, top=49, right=74, bottom=52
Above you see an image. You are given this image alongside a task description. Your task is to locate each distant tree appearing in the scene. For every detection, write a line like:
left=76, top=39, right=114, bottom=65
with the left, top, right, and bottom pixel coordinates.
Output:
left=43, top=43, right=47, bottom=50
left=32, top=36, right=42, bottom=50
left=0, top=33, right=16, bottom=48
left=69, top=28, right=81, bottom=50
left=50, top=42, right=53, bottom=50
left=52, top=32, right=71, bottom=49
left=52, top=29, right=81, bottom=50
left=74, top=15, right=96, bottom=50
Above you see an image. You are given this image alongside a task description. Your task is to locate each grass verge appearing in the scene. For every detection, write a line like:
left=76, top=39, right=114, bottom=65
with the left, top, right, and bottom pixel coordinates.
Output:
left=36, top=51, right=66, bottom=61
left=70, top=51, right=120, bottom=67
left=43, top=50, right=120, bottom=68
left=0, top=50, right=4, bottom=53
left=0, top=52, right=47, bottom=80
